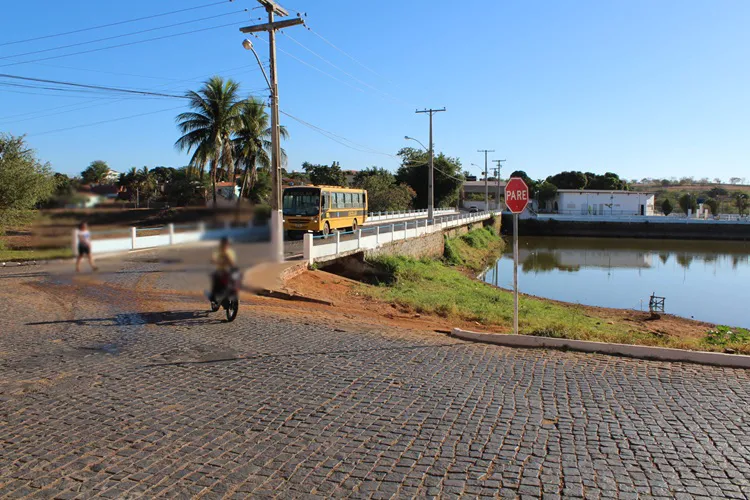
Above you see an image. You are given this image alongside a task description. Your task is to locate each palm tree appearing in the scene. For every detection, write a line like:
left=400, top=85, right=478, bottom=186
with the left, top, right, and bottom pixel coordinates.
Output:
left=233, top=98, right=288, bottom=206
left=175, top=76, right=243, bottom=206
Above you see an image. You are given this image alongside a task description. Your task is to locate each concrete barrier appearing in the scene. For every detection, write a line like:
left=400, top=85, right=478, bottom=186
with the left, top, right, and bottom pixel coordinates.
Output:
left=451, top=328, right=750, bottom=369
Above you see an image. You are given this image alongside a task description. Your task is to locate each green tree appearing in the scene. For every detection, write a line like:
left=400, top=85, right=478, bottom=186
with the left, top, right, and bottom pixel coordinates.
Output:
left=585, top=172, right=628, bottom=190
left=734, top=192, right=749, bottom=216
left=175, top=76, right=243, bottom=206
left=396, top=147, right=463, bottom=208
left=703, top=198, right=718, bottom=216
left=118, top=167, right=157, bottom=206
left=164, top=166, right=210, bottom=206
left=0, top=134, right=55, bottom=236
left=234, top=98, right=288, bottom=204
left=53, top=172, right=77, bottom=197
left=508, top=170, right=537, bottom=193
left=352, top=167, right=415, bottom=212
left=546, top=171, right=587, bottom=190
left=661, top=198, right=674, bottom=216
left=678, top=193, right=697, bottom=214
left=535, top=181, right=558, bottom=211
left=81, top=160, right=110, bottom=185
left=707, top=187, right=728, bottom=199
left=302, top=161, right=347, bottom=186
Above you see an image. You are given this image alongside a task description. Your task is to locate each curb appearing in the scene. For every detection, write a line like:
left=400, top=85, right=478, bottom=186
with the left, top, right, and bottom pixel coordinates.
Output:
left=451, top=328, right=750, bottom=369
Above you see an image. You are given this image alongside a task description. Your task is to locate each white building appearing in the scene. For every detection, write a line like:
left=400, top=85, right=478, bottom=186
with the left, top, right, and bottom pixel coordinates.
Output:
left=550, top=190, right=655, bottom=216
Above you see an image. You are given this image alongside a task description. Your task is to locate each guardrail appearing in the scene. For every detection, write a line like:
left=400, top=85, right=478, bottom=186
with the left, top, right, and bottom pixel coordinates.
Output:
left=366, top=208, right=457, bottom=222
left=303, top=211, right=498, bottom=264
left=535, top=213, right=750, bottom=224
left=73, top=221, right=268, bottom=256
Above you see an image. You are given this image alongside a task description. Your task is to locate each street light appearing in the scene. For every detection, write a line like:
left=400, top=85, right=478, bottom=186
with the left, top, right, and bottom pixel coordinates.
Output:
left=242, top=39, right=272, bottom=90
left=404, top=135, right=434, bottom=221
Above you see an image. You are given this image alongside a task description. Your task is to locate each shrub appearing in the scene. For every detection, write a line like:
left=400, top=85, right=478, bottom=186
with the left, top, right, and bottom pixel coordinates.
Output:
left=704, top=325, right=750, bottom=346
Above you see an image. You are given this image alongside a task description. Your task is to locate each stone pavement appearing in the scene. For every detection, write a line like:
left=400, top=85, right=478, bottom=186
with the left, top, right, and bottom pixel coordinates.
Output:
left=1, top=244, right=750, bottom=499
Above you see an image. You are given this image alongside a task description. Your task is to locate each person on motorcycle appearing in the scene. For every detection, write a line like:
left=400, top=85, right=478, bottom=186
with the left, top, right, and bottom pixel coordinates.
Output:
left=210, top=237, right=237, bottom=303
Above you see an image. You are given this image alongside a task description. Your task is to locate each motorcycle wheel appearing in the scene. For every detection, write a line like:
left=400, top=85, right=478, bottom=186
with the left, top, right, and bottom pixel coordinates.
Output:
left=225, top=297, right=239, bottom=322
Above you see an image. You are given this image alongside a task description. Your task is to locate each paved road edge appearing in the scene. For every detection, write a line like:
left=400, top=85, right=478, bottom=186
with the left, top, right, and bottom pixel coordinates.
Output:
left=451, top=328, right=750, bottom=369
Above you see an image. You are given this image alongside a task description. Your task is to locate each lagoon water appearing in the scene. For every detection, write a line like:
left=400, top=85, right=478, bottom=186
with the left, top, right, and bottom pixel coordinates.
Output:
left=483, top=237, right=750, bottom=328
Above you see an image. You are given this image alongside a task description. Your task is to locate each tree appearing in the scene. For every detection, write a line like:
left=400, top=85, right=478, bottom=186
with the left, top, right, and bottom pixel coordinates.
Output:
left=661, top=198, right=674, bottom=216
left=164, top=166, right=210, bottom=206
left=0, top=134, right=55, bottom=233
left=708, top=187, right=728, bottom=198
left=703, top=198, right=718, bottom=216
left=713, top=177, right=722, bottom=184
left=81, top=160, right=110, bottom=185
left=535, top=181, right=558, bottom=211
left=508, top=170, right=537, bottom=193
left=352, top=167, right=415, bottom=212
left=585, top=172, right=627, bottom=190
left=734, top=192, right=749, bottom=216
left=396, top=147, right=463, bottom=208
left=118, top=167, right=157, bottom=206
left=678, top=193, right=697, bottom=215
left=546, top=171, right=587, bottom=190
left=302, top=161, right=347, bottom=186
left=53, top=173, right=77, bottom=197
left=234, top=98, right=287, bottom=204
left=175, top=76, right=243, bottom=206
left=730, top=177, right=741, bottom=185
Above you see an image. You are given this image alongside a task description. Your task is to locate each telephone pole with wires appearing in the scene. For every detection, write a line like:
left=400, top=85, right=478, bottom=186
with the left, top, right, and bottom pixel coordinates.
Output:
left=416, top=107, right=445, bottom=223
left=240, top=0, right=303, bottom=263
left=477, top=149, right=495, bottom=210
left=493, top=159, right=505, bottom=210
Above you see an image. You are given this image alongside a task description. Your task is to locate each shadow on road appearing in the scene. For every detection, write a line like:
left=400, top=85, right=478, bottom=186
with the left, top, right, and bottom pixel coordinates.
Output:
left=27, top=310, right=224, bottom=327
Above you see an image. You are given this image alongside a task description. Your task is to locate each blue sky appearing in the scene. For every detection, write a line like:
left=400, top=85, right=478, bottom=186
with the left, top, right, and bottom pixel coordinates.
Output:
left=1, top=0, right=748, bottom=182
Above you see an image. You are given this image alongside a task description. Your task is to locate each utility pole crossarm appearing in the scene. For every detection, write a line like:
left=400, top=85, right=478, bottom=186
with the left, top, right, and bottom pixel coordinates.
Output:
left=240, top=17, right=304, bottom=33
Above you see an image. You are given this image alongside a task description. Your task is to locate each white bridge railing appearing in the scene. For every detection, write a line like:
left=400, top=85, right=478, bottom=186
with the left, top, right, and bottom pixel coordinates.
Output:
left=303, top=211, right=498, bottom=264
left=366, top=208, right=456, bottom=223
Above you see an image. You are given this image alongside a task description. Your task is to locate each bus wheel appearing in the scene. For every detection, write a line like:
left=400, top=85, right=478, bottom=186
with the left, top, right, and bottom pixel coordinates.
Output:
left=323, top=222, right=331, bottom=237
left=352, top=219, right=358, bottom=231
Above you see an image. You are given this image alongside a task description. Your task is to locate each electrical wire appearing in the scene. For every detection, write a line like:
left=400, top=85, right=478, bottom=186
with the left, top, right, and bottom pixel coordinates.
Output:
left=0, top=74, right=189, bottom=99
left=0, top=20, right=248, bottom=68
left=0, top=10, right=248, bottom=61
left=27, top=105, right=186, bottom=137
left=280, top=109, right=398, bottom=159
left=305, top=25, right=388, bottom=82
left=0, top=0, right=231, bottom=48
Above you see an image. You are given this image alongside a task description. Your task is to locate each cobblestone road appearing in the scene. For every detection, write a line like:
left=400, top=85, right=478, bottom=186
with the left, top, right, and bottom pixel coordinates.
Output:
left=1, top=245, right=750, bottom=499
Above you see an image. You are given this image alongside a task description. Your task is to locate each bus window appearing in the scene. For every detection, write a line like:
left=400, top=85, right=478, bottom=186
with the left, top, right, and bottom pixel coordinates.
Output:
left=322, top=192, right=329, bottom=210
left=354, top=193, right=360, bottom=207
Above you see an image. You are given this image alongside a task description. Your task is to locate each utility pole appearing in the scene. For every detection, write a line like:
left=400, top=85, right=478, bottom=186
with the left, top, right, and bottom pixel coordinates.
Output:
left=416, top=108, right=445, bottom=223
left=240, top=1, right=303, bottom=262
left=492, top=159, right=505, bottom=210
left=477, top=149, right=494, bottom=211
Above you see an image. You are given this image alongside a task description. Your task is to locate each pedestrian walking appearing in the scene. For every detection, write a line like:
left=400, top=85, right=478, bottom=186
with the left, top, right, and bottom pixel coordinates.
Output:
left=75, top=222, right=98, bottom=272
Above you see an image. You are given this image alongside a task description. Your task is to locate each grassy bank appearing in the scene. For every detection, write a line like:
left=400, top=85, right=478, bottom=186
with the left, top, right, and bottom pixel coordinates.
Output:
left=364, top=227, right=750, bottom=354
left=0, top=248, right=73, bottom=262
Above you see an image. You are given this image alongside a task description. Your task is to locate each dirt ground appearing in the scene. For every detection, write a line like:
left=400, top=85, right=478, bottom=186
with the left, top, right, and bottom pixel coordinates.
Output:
left=284, top=269, right=713, bottom=341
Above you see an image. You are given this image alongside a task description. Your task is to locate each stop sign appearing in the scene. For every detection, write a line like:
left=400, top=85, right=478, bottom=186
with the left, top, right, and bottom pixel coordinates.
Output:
left=505, top=177, right=529, bottom=213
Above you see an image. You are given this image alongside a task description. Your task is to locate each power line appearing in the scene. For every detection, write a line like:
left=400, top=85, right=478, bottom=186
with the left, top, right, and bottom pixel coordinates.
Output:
left=0, top=0, right=231, bottom=48
left=0, top=73, right=189, bottom=99
left=250, top=34, right=364, bottom=93
left=0, top=10, right=248, bottom=61
left=280, top=109, right=398, bottom=158
left=0, top=20, right=248, bottom=69
left=304, top=25, right=388, bottom=81
left=27, top=105, right=186, bottom=137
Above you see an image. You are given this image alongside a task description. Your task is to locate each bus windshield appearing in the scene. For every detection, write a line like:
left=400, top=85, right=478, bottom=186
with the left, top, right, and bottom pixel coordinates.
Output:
left=283, top=188, right=320, bottom=216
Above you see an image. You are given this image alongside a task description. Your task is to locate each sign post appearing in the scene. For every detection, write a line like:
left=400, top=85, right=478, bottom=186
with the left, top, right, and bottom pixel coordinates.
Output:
left=504, top=177, right=530, bottom=335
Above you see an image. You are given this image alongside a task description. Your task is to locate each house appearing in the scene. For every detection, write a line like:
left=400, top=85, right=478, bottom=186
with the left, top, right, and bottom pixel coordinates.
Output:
left=103, top=170, right=120, bottom=185
left=549, top=190, right=655, bottom=216
left=215, top=182, right=240, bottom=200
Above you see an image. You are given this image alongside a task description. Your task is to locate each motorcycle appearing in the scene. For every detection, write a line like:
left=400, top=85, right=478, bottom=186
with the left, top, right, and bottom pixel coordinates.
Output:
left=209, top=268, right=241, bottom=322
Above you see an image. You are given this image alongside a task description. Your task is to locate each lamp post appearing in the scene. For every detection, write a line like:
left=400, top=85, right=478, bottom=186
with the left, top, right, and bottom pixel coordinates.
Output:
left=404, top=135, right=432, bottom=220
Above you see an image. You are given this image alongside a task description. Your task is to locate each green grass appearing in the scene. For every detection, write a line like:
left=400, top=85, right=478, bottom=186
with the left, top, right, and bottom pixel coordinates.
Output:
left=444, top=226, right=504, bottom=271
left=0, top=247, right=73, bottom=262
left=360, top=227, right=750, bottom=354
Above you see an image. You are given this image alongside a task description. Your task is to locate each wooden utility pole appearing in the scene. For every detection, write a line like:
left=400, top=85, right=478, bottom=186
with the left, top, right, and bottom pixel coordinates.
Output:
left=492, top=159, right=505, bottom=210
left=416, top=108, right=445, bottom=223
left=240, top=1, right=303, bottom=262
left=478, top=149, right=494, bottom=210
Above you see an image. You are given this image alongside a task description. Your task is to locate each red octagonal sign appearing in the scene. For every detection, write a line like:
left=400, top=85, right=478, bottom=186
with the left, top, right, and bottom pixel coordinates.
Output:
left=505, top=177, right=529, bottom=213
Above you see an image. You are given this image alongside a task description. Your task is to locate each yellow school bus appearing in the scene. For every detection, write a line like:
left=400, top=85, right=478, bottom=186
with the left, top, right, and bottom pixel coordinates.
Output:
left=283, top=185, right=368, bottom=236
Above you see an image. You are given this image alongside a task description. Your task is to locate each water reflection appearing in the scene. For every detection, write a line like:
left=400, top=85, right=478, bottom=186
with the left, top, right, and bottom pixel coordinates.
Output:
left=485, top=237, right=750, bottom=327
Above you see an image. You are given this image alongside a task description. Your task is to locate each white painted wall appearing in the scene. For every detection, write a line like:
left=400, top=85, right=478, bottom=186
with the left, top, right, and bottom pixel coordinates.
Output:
left=554, top=191, right=655, bottom=216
